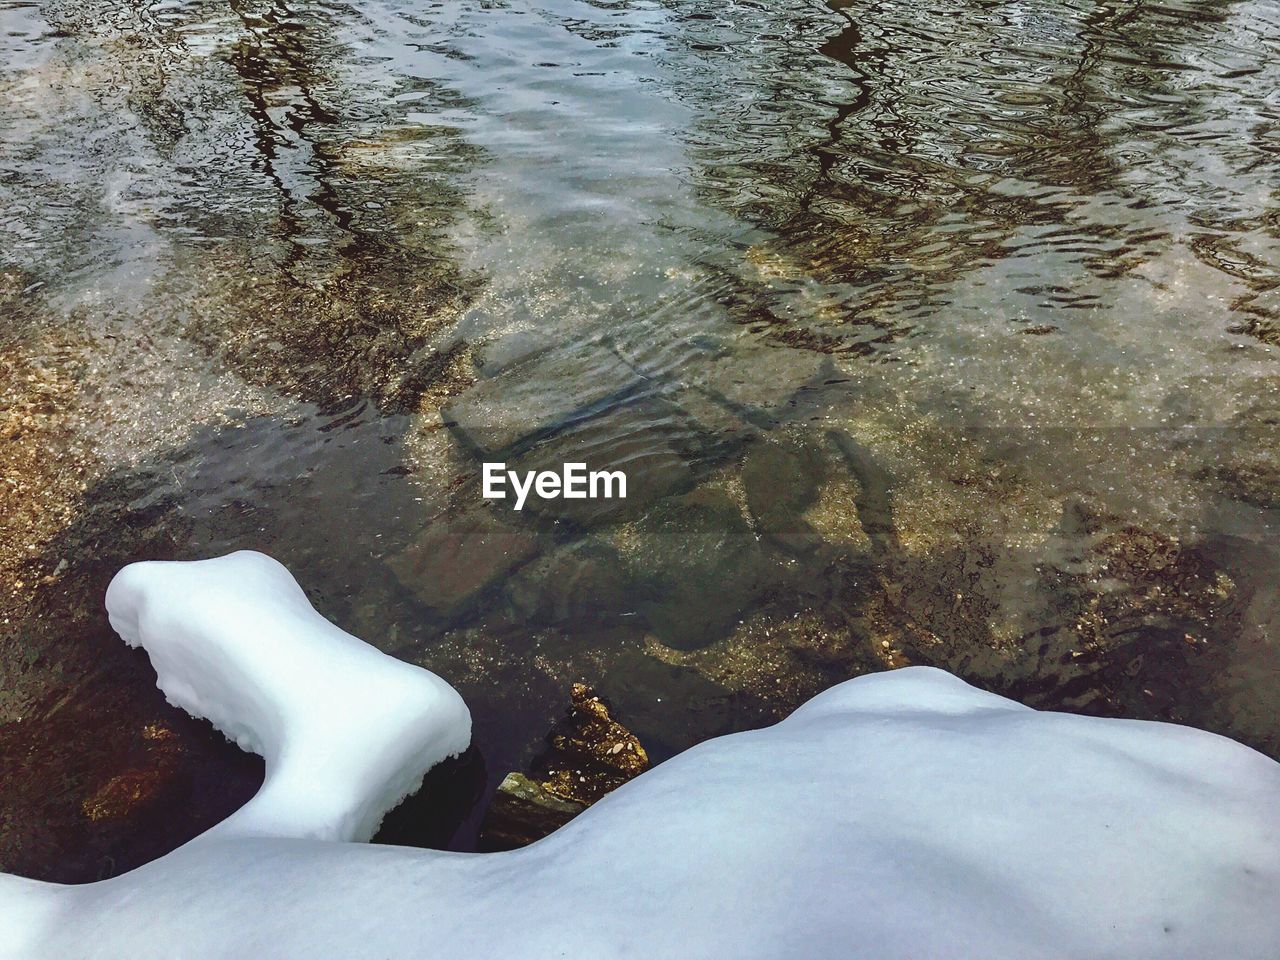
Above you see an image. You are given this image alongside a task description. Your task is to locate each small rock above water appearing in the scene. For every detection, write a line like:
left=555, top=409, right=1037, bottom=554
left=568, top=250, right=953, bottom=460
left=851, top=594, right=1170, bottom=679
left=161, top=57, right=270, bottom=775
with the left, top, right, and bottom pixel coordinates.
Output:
left=542, top=683, right=649, bottom=802
left=476, top=774, right=585, bottom=852
left=479, top=683, right=649, bottom=850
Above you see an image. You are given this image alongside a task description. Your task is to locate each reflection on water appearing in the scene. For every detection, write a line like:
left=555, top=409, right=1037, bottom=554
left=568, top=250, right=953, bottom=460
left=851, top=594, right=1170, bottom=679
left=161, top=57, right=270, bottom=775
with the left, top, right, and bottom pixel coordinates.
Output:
left=1, top=0, right=1277, bottom=880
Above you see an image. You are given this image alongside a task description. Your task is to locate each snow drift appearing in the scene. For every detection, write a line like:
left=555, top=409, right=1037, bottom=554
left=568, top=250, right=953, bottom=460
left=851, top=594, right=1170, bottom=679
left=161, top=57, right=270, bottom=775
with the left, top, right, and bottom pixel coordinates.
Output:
left=105, top=551, right=473, bottom=844
left=1, top=550, right=1277, bottom=959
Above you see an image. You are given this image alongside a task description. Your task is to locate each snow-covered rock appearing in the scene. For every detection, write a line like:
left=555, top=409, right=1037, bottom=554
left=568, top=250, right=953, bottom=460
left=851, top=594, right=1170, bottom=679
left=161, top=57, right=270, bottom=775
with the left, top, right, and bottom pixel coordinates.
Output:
left=2, top=551, right=1278, bottom=959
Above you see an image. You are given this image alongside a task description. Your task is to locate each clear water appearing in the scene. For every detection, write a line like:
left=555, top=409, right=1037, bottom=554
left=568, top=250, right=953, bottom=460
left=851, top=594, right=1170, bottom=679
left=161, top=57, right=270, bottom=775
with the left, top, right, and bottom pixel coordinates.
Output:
left=1, top=0, right=1277, bottom=881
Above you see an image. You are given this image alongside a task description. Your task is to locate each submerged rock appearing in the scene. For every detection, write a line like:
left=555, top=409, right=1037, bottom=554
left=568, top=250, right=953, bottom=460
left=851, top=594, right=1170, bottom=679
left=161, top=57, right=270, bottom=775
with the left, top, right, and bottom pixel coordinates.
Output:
left=682, top=345, right=828, bottom=418
left=505, top=399, right=697, bottom=526
left=501, top=540, right=630, bottom=630
left=442, top=338, right=646, bottom=456
left=741, top=435, right=824, bottom=552
left=471, top=329, right=555, bottom=379
left=642, top=342, right=830, bottom=452
left=387, top=510, right=539, bottom=620
left=624, top=487, right=772, bottom=650
left=447, top=332, right=826, bottom=462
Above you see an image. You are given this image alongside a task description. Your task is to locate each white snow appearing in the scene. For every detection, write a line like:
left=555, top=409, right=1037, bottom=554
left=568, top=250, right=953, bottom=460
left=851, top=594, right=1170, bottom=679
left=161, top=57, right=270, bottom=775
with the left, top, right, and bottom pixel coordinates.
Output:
left=104, top=551, right=472, bottom=843
left=2, top=550, right=1278, bottom=959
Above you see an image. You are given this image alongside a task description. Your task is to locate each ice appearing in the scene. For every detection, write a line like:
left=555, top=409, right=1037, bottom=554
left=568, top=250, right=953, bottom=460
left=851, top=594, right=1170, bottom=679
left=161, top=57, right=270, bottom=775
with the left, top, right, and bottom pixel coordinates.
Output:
left=2, top=552, right=1278, bottom=959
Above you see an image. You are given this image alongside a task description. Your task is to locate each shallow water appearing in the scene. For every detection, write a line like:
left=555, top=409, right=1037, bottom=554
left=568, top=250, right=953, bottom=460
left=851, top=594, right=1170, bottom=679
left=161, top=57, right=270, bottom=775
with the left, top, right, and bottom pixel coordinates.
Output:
left=1, top=0, right=1277, bottom=881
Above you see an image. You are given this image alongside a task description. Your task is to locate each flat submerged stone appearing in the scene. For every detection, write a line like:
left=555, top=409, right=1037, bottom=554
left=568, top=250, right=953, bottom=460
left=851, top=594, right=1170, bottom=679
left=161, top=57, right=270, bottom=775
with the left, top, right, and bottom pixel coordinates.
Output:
left=387, top=510, right=540, bottom=620
left=442, top=338, right=648, bottom=456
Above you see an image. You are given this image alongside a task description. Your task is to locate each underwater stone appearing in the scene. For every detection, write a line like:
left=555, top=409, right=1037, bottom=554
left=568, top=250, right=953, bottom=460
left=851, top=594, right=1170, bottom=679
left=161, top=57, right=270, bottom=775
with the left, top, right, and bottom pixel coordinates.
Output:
left=665, top=384, right=757, bottom=450
left=628, top=487, right=772, bottom=650
left=472, top=329, right=555, bottom=379
left=501, top=540, right=629, bottom=630
left=614, top=339, right=829, bottom=451
left=741, top=436, right=824, bottom=552
left=507, top=398, right=697, bottom=526
left=388, top=510, right=540, bottom=620
left=442, top=338, right=648, bottom=456
left=682, top=345, right=829, bottom=421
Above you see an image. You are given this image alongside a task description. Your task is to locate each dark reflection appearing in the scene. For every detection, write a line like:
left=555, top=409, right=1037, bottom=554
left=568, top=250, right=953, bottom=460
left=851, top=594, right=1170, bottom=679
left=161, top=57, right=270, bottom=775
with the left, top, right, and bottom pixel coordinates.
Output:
left=668, top=0, right=1276, bottom=354
left=225, top=0, right=350, bottom=267
left=5, top=0, right=483, bottom=410
left=803, top=0, right=871, bottom=213
left=180, top=0, right=483, bottom=409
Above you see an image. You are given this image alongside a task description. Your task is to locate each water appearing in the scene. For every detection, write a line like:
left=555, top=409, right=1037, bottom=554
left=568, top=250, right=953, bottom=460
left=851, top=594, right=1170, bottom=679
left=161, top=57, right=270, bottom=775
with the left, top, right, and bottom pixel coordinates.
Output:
left=1, top=0, right=1277, bottom=881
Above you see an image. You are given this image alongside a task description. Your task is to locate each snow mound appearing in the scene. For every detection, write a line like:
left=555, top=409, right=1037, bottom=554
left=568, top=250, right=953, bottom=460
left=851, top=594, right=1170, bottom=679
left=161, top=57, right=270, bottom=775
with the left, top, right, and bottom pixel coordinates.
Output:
left=2, top=551, right=1278, bottom=959
left=105, top=551, right=472, bottom=842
